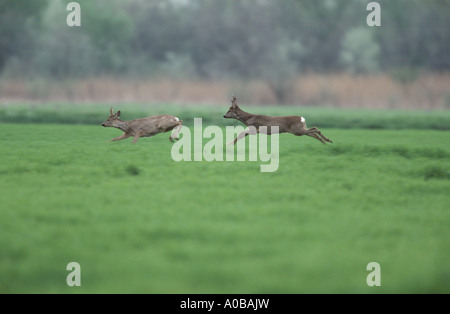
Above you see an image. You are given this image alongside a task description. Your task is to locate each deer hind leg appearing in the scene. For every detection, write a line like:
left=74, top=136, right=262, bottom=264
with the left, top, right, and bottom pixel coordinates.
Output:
left=292, top=128, right=326, bottom=144
left=110, top=133, right=130, bottom=142
left=306, top=131, right=326, bottom=144
left=169, top=124, right=183, bottom=142
left=309, top=127, right=333, bottom=143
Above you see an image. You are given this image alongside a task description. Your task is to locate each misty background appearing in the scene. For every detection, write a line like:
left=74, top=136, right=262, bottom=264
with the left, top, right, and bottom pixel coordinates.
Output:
left=0, top=0, right=449, bottom=108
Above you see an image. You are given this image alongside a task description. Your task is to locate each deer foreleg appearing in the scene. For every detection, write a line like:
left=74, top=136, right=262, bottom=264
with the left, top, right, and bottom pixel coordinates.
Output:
left=228, top=127, right=257, bottom=146
left=110, top=133, right=130, bottom=142
left=132, top=133, right=141, bottom=144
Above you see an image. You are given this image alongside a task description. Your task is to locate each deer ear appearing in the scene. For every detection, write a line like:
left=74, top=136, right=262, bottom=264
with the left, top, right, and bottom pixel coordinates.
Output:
left=114, top=110, right=121, bottom=118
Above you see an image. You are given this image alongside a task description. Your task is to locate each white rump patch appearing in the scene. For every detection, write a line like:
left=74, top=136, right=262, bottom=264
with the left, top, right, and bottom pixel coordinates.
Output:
left=174, top=117, right=180, bottom=122
left=301, top=117, right=305, bottom=123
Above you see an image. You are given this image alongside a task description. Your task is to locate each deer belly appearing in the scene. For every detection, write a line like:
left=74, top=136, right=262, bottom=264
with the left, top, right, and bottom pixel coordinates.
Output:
left=142, top=131, right=158, bottom=137
left=141, top=126, right=171, bottom=137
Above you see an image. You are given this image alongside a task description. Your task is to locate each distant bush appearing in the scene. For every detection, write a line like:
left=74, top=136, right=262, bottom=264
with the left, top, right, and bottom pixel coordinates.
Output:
left=390, top=67, right=420, bottom=85
left=424, top=166, right=450, bottom=180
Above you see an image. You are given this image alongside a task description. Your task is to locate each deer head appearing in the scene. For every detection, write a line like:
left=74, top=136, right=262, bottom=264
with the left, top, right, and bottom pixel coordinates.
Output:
left=223, top=96, right=240, bottom=119
left=102, top=107, right=121, bottom=127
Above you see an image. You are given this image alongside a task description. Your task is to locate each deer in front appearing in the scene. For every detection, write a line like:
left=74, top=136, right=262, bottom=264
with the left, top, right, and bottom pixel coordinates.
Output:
left=223, top=96, right=332, bottom=145
left=102, top=107, right=183, bottom=143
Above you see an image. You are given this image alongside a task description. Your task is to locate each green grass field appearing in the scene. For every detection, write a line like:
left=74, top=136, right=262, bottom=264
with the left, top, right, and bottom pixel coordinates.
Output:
left=0, top=107, right=449, bottom=293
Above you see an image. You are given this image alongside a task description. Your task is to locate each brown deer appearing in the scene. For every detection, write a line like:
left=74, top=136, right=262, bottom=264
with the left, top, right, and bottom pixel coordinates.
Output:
left=102, top=107, right=183, bottom=143
left=223, top=96, right=332, bottom=145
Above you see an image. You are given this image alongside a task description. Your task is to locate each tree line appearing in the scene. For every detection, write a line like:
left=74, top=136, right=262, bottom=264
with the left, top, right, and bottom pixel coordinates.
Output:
left=1, top=0, right=449, bottom=82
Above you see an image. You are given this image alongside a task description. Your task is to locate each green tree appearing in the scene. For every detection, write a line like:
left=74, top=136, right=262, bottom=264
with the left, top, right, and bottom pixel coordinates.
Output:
left=0, top=0, right=48, bottom=71
left=30, top=0, right=98, bottom=78
left=340, top=27, right=380, bottom=74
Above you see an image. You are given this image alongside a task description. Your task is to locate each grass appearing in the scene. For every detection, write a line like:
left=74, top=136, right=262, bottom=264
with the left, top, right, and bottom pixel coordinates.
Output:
left=1, top=102, right=450, bottom=130
left=0, top=121, right=449, bottom=293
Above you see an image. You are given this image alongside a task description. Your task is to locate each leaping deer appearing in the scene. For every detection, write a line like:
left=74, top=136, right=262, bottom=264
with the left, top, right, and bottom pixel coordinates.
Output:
left=223, top=96, right=332, bottom=145
left=102, top=107, right=183, bottom=143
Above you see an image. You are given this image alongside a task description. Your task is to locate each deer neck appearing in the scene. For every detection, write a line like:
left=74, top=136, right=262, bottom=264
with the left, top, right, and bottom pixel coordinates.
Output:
left=114, top=120, right=130, bottom=133
left=236, top=108, right=254, bottom=125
